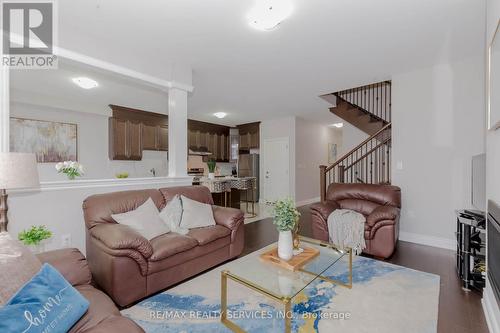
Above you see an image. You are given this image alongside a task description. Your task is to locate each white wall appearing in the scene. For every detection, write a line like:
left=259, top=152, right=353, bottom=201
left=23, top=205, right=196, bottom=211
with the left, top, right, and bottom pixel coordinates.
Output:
left=260, top=116, right=296, bottom=201
left=392, top=55, right=485, bottom=246
left=487, top=0, right=500, bottom=205
left=7, top=177, right=192, bottom=254
left=11, top=102, right=168, bottom=181
left=484, top=0, right=500, bottom=331
left=338, top=122, right=369, bottom=157
left=295, top=117, right=342, bottom=204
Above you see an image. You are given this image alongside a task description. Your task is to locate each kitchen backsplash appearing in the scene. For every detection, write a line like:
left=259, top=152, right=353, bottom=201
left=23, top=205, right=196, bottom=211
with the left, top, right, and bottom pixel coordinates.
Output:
left=188, top=156, right=235, bottom=176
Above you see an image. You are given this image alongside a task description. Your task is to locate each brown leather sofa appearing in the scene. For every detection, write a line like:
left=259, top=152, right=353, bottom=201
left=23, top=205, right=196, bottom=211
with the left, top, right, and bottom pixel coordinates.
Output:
left=37, top=248, right=144, bottom=333
left=310, top=183, right=401, bottom=259
left=83, top=185, right=245, bottom=307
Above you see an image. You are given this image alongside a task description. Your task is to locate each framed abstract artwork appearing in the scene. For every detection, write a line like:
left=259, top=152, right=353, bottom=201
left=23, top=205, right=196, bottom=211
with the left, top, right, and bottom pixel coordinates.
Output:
left=10, top=117, right=78, bottom=163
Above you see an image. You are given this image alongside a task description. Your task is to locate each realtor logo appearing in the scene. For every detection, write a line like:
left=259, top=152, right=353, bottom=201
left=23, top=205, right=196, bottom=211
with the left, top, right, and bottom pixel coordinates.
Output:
left=2, top=1, right=57, bottom=68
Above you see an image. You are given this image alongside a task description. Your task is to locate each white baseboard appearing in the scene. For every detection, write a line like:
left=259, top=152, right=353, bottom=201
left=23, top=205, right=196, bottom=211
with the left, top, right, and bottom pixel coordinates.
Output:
left=399, top=231, right=455, bottom=250
left=296, top=197, right=320, bottom=207
left=483, top=280, right=500, bottom=333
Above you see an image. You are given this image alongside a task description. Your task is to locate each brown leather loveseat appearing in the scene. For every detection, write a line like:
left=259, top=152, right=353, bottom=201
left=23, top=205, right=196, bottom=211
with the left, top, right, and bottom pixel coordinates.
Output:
left=83, top=186, right=244, bottom=307
left=310, top=183, right=401, bottom=259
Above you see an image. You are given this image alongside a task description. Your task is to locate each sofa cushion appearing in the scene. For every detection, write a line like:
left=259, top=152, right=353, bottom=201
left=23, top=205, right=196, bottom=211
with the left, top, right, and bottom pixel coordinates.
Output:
left=187, top=225, right=231, bottom=246
left=148, top=235, right=231, bottom=274
left=179, top=195, right=216, bottom=229
left=83, top=189, right=165, bottom=229
left=159, top=194, right=188, bottom=235
left=0, top=232, right=42, bottom=306
left=337, top=198, right=379, bottom=216
left=149, top=233, right=198, bottom=261
left=37, top=248, right=92, bottom=287
left=159, top=185, right=214, bottom=205
left=112, top=198, right=170, bottom=240
left=68, top=285, right=121, bottom=333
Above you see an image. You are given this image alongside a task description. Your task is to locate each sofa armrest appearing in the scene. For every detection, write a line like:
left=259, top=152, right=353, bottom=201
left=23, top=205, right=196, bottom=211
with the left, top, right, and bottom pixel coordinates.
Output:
left=310, top=200, right=340, bottom=221
left=89, top=224, right=153, bottom=259
left=212, top=206, right=244, bottom=231
left=367, top=205, right=400, bottom=227
left=37, top=248, right=92, bottom=287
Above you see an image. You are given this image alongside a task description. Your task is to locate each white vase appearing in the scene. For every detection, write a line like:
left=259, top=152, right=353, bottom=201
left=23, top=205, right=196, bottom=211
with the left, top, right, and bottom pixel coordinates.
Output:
left=208, top=172, right=215, bottom=179
left=278, top=230, right=293, bottom=261
left=29, top=243, right=45, bottom=254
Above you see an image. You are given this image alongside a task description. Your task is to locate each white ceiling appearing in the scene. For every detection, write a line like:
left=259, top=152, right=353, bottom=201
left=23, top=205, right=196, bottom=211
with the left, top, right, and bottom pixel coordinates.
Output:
left=16, top=0, right=485, bottom=126
left=10, top=60, right=169, bottom=116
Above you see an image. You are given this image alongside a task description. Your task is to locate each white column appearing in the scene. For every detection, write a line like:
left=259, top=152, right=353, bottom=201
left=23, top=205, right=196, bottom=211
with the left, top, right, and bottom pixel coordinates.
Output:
left=168, top=88, right=188, bottom=177
left=0, top=66, right=9, bottom=153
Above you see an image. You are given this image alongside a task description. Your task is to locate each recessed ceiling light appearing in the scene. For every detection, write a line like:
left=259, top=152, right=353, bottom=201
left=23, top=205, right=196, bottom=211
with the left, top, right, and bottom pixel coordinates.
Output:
left=214, top=112, right=227, bottom=119
left=72, top=77, right=98, bottom=89
left=330, top=123, right=344, bottom=128
left=248, top=0, right=293, bottom=31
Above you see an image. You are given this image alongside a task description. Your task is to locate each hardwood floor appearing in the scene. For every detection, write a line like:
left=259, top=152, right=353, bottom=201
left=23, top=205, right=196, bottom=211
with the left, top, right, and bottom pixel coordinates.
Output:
left=242, top=204, right=489, bottom=333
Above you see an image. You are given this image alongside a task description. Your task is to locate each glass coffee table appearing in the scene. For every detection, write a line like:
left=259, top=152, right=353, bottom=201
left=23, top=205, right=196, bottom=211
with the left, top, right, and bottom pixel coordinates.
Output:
left=220, top=236, right=352, bottom=333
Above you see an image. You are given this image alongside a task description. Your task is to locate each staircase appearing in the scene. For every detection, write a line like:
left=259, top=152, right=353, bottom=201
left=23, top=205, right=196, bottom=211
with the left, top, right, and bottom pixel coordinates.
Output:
left=319, top=81, right=392, bottom=201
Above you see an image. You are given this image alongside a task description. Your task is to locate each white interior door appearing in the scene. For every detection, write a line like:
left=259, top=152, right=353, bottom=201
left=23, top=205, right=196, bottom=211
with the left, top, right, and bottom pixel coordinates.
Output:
left=263, top=137, right=290, bottom=202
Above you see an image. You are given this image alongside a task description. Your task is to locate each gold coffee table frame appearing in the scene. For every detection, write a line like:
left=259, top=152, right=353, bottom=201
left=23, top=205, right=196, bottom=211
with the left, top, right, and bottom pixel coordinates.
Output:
left=220, top=236, right=352, bottom=333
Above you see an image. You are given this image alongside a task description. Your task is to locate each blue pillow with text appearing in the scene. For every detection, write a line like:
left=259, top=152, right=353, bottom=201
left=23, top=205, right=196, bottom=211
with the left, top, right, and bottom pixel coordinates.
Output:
left=0, top=263, right=89, bottom=333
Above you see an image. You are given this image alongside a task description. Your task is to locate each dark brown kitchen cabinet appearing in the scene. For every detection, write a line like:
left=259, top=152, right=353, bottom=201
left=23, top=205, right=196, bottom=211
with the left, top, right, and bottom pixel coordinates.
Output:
left=158, top=126, right=168, bottom=151
left=109, top=105, right=169, bottom=160
left=188, top=119, right=231, bottom=162
left=128, top=121, right=143, bottom=159
left=237, top=122, right=260, bottom=149
left=142, top=123, right=168, bottom=151
left=109, top=118, right=142, bottom=160
left=142, top=123, right=157, bottom=150
left=239, top=133, right=250, bottom=150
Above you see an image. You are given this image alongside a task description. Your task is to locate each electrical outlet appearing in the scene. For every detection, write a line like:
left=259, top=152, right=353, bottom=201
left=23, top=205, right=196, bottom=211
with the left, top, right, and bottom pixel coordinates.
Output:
left=396, top=161, right=403, bottom=170
left=61, top=234, right=71, bottom=248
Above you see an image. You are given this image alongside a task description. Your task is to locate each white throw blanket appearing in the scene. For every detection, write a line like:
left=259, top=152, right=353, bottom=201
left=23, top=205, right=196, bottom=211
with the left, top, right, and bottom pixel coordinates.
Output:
left=327, top=209, right=366, bottom=255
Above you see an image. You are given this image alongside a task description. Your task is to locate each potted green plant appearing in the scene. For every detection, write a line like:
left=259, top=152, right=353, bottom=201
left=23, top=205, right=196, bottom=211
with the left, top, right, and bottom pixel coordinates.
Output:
left=18, top=225, right=52, bottom=253
left=270, top=198, right=301, bottom=260
left=207, top=159, right=216, bottom=179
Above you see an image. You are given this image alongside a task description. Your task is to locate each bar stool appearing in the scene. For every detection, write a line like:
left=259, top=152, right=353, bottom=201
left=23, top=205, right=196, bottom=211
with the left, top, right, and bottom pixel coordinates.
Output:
left=200, top=179, right=230, bottom=207
left=233, top=177, right=257, bottom=218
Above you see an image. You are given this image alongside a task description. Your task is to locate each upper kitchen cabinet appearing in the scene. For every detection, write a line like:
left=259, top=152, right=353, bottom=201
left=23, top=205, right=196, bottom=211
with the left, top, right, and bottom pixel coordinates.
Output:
left=108, top=117, right=142, bottom=160
left=237, top=122, right=260, bottom=150
left=108, top=105, right=168, bottom=160
left=188, top=119, right=230, bottom=162
left=142, top=122, right=168, bottom=151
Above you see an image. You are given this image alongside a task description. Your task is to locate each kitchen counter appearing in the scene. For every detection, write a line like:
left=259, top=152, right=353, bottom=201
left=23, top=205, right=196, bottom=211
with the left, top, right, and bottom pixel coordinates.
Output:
left=197, top=176, right=257, bottom=209
left=199, top=176, right=257, bottom=192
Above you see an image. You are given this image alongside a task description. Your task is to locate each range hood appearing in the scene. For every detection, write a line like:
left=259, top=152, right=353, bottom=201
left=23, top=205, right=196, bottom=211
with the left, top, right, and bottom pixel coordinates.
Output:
left=188, top=146, right=212, bottom=156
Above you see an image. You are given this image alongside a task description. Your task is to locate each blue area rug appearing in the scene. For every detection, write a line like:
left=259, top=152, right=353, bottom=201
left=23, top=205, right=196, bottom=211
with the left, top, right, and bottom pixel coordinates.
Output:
left=122, top=247, right=440, bottom=333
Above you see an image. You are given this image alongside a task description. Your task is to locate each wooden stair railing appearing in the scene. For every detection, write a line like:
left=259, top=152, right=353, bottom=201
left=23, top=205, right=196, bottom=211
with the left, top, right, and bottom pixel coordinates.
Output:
left=334, top=81, right=391, bottom=123
left=320, top=123, right=392, bottom=202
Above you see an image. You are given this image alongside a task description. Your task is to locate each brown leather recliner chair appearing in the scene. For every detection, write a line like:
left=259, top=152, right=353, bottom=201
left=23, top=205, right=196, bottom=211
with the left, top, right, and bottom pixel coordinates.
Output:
left=83, top=186, right=244, bottom=307
left=310, top=183, right=401, bottom=259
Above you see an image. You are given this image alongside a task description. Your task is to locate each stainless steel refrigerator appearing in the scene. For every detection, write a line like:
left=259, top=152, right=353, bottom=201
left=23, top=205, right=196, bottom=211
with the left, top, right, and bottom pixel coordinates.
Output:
left=238, top=153, right=259, bottom=202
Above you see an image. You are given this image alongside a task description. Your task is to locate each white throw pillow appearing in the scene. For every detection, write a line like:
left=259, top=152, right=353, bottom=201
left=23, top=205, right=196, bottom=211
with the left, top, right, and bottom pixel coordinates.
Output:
left=111, top=198, right=170, bottom=240
left=159, top=195, right=188, bottom=235
left=179, top=195, right=216, bottom=229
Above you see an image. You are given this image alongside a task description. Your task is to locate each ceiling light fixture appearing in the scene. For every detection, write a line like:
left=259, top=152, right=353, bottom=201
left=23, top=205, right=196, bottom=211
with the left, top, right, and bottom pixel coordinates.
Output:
left=330, top=123, right=344, bottom=128
left=72, top=77, right=98, bottom=89
left=214, top=112, right=227, bottom=119
left=248, top=0, right=293, bottom=31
